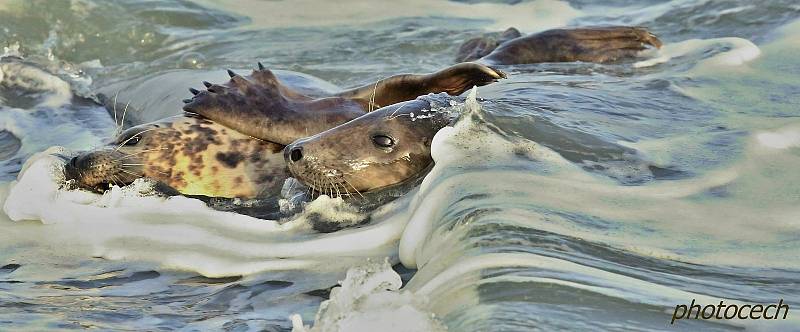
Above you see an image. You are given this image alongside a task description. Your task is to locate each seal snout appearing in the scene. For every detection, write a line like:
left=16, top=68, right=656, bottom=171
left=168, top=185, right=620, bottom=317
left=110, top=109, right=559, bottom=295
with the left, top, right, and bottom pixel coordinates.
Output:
left=63, top=149, right=144, bottom=192
left=68, top=154, right=89, bottom=170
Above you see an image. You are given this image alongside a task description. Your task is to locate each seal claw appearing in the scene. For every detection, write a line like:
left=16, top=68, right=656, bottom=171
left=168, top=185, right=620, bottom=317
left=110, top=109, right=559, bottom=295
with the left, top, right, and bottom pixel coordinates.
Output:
left=258, top=62, right=265, bottom=70
left=203, top=81, right=213, bottom=88
left=208, top=84, right=226, bottom=93
left=182, top=98, right=192, bottom=103
left=489, top=66, right=507, bottom=79
left=231, top=75, right=249, bottom=87
left=189, top=88, right=200, bottom=95
left=227, top=69, right=237, bottom=78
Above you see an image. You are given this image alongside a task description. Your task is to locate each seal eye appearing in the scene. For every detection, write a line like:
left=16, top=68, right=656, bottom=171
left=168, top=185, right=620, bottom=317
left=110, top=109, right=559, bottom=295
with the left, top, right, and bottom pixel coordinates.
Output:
left=372, top=135, right=394, bottom=148
left=123, top=135, right=141, bottom=146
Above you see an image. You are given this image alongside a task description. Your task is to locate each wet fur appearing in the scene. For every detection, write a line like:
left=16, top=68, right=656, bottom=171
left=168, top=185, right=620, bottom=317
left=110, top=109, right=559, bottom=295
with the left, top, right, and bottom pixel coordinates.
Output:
left=284, top=97, right=451, bottom=196
left=182, top=63, right=504, bottom=145
left=457, top=26, right=663, bottom=64
left=66, top=115, right=286, bottom=198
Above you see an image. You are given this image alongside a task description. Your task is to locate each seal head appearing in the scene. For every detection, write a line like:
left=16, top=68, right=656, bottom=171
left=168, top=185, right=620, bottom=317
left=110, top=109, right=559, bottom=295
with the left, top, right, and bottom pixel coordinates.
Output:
left=284, top=95, right=451, bottom=196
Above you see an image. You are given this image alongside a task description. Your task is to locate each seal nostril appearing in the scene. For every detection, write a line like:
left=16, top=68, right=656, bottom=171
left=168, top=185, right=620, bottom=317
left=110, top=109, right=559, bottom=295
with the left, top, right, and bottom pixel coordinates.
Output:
left=290, top=147, right=303, bottom=162
left=69, top=156, right=79, bottom=168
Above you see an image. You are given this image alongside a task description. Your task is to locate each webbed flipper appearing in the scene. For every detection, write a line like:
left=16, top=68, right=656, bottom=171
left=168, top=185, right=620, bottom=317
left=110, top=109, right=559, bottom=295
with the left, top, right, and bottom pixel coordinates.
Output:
left=475, top=26, right=662, bottom=65
left=183, top=64, right=365, bottom=145
left=337, top=62, right=505, bottom=109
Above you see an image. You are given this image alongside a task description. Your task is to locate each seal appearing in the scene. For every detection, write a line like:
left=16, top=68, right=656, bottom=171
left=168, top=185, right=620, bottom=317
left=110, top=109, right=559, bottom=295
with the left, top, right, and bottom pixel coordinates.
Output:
left=178, top=26, right=662, bottom=198
left=282, top=95, right=451, bottom=196
left=64, top=114, right=287, bottom=198
left=65, top=62, right=504, bottom=198
left=455, top=26, right=662, bottom=64
left=182, top=62, right=505, bottom=144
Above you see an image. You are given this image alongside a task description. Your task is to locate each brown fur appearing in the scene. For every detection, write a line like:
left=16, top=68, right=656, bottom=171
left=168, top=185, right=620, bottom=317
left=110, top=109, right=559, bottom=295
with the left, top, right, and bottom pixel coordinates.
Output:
left=284, top=97, right=450, bottom=196
left=182, top=63, right=504, bottom=145
left=457, top=26, right=662, bottom=64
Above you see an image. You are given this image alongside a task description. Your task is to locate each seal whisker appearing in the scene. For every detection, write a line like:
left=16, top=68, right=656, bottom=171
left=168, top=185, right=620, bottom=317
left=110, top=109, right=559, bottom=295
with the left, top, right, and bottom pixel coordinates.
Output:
left=328, top=178, right=341, bottom=198
left=286, top=177, right=297, bottom=195
left=369, top=78, right=381, bottom=112
left=117, top=168, right=142, bottom=178
left=109, top=173, right=122, bottom=188
left=114, top=128, right=158, bottom=152
left=340, top=180, right=352, bottom=198
left=116, top=147, right=169, bottom=160
left=118, top=147, right=167, bottom=156
left=112, top=90, right=121, bottom=135
left=306, top=178, right=317, bottom=199
left=342, top=178, right=365, bottom=199
left=340, top=184, right=350, bottom=198
left=119, top=100, right=131, bottom=133
left=144, top=168, right=169, bottom=176
left=386, top=102, right=411, bottom=120
left=117, top=167, right=139, bottom=175
left=319, top=177, right=329, bottom=198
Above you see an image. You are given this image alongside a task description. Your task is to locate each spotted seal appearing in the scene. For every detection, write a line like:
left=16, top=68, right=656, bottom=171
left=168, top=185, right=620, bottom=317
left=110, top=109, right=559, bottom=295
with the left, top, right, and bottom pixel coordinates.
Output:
left=65, top=62, right=504, bottom=198
left=64, top=114, right=287, bottom=197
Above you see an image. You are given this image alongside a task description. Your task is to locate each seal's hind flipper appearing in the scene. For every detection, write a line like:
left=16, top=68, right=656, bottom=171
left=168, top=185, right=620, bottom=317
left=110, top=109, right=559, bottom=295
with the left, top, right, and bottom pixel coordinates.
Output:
left=426, top=62, right=506, bottom=96
left=183, top=63, right=366, bottom=145
left=183, top=65, right=296, bottom=144
left=478, top=26, right=663, bottom=65
left=337, top=62, right=505, bottom=109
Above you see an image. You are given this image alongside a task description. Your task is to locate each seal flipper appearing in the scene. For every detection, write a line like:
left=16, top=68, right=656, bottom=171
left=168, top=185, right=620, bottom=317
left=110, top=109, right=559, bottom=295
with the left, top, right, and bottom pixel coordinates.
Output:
left=183, top=65, right=366, bottom=145
left=475, top=26, right=662, bottom=65
left=455, top=27, right=522, bottom=62
left=424, top=62, right=506, bottom=96
left=337, top=62, right=505, bottom=109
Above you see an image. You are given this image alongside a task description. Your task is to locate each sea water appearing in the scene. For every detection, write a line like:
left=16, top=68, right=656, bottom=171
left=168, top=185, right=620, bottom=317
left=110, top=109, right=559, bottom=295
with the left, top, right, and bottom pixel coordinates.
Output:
left=1, top=0, right=799, bottom=331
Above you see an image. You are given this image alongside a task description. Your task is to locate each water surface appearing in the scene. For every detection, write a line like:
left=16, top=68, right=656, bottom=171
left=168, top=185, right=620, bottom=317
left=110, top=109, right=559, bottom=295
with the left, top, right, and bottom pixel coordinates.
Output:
left=1, top=0, right=799, bottom=330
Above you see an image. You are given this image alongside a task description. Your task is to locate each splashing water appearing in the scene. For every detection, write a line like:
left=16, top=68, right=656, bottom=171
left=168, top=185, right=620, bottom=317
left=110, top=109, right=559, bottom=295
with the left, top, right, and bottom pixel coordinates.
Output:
left=1, top=0, right=799, bottom=330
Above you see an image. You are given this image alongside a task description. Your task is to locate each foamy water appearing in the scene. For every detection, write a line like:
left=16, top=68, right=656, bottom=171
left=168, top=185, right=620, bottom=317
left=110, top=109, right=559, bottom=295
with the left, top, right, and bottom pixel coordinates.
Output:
left=1, top=0, right=799, bottom=331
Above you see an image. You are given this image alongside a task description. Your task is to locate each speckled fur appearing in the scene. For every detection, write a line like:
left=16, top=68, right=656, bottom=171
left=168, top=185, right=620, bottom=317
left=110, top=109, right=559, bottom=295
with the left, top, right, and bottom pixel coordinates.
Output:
left=66, top=115, right=286, bottom=198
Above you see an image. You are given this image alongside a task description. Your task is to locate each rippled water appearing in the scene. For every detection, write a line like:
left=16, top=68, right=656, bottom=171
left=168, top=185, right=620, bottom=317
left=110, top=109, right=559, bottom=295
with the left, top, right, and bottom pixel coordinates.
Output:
left=1, top=0, right=799, bottom=331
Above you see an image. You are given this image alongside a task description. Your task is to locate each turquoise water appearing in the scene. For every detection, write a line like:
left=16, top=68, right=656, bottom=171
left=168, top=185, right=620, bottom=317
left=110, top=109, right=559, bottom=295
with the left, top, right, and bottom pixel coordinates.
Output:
left=1, top=0, right=799, bottom=331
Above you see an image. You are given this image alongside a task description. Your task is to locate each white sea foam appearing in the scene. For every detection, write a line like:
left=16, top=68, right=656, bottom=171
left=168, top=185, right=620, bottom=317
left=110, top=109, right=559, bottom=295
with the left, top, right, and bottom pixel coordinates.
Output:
left=634, top=37, right=761, bottom=68
left=0, top=61, right=74, bottom=108
left=1, top=146, right=412, bottom=277
left=291, top=260, right=445, bottom=332
left=756, top=126, right=800, bottom=149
